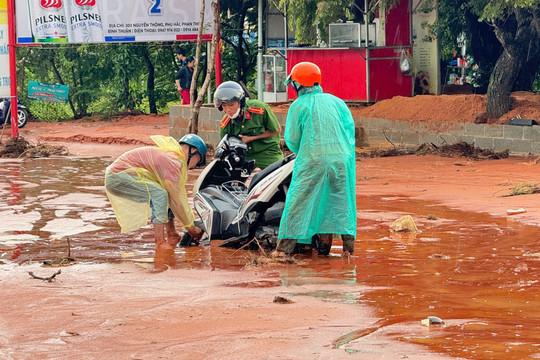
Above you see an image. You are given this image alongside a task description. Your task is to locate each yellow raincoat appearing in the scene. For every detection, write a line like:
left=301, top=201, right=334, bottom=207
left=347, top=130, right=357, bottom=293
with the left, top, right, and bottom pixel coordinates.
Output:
left=104, top=135, right=194, bottom=233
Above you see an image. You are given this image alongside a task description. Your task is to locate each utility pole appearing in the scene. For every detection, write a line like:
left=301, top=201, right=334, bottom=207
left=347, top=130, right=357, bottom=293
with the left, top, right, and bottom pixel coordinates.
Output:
left=257, top=0, right=263, bottom=100
left=7, top=0, right=18, bottom=137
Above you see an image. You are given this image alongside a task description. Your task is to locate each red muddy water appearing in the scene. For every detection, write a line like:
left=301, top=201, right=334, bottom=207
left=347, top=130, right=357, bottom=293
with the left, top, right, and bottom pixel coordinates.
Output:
left=1, top=156, right=540, bottom=359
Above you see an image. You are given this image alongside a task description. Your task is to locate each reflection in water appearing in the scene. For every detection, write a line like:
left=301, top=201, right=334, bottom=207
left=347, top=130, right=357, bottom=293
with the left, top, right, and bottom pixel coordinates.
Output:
left=1, top=157, right=540, bottom=359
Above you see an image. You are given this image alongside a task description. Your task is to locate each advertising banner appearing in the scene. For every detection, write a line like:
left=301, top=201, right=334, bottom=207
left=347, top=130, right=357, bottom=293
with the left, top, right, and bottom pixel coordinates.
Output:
left=16, top=0, right=214, bottom=44
left=0, top=0, right=10, bottom=97
left=28, top=80, right=69, bottom=102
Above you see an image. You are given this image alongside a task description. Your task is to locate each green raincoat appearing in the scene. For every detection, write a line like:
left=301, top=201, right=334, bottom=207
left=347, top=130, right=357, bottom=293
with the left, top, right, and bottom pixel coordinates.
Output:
left=278, top=85, right=356, bottom=243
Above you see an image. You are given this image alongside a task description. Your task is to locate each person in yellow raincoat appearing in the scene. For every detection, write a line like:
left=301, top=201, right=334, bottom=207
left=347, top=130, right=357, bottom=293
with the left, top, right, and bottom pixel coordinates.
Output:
left=105, top=134, right=206, bottom=250
left=274, top=62, right=356, bottom=257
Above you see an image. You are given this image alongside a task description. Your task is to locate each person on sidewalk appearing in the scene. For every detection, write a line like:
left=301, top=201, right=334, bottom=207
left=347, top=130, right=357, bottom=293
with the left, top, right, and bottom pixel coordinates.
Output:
left=105, top=134, right=206, bottom=250
left=214, top=81, right=284, bottom=170
left=175, top=47, right=187, bottom=66
left=175, top=56, right=196, bottom=105
left=273, top=62, right=356, bottom=257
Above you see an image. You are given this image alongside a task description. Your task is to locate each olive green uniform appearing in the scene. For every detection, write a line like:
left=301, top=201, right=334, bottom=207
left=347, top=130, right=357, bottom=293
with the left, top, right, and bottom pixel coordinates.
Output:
left=219, top=99, right=284, bottom=169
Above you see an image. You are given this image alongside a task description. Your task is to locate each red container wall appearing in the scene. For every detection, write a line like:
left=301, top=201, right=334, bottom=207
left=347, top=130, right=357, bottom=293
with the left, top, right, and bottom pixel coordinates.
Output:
left=287, top=49, right=367, bottom=101
left=369, top=48, right=413, bottom=101
left=385, top=0, right=411, bottom=46
left=285, top=0, right=412, bottom=102
left=287, top=47, right=412, bottom=101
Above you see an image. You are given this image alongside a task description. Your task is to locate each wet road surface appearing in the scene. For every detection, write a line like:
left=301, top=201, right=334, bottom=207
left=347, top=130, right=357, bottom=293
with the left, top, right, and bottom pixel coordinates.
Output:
left=1, top=157, right=540, bottom=359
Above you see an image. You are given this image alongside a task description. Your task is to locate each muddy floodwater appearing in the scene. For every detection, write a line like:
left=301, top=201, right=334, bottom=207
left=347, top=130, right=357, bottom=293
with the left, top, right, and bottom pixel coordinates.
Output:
left=2, top=156, right=540, bottom=359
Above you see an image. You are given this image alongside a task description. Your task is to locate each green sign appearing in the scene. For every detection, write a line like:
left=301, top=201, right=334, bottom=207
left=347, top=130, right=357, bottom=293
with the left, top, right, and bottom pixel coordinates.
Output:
left=28, top=81, right=69, bottom=103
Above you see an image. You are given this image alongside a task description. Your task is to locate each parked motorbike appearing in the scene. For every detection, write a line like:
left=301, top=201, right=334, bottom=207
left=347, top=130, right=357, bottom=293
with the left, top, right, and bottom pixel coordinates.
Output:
left=184, top=134, right=323, bottom=253
left=0, top=98, right=29, bottom=128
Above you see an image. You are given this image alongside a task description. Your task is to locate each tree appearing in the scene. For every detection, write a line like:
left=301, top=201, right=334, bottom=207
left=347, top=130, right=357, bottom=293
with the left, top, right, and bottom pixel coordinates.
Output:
left=17, top=44, right=105, bottom=119
left=188, top=0, right=220, bottom=134
left=220, top=0, right=259, bottom=85
left=480, top=2, right=539, bottom=117
left=278, top=0, right=355, bottom=44
left=402, top=0, right=539, bottom=117
left=138, top=44, right=157, bottom=114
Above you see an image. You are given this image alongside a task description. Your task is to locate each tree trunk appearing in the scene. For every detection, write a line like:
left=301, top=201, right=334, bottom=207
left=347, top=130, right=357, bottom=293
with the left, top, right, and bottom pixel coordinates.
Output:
left=486, top=7, right=537, bottom=118
left=188, top=0, right=206, bottom=133
left=123, top=77, right=131, bottom=110
left=221, top=1, right=251, bottom=84
left=513, top=33, right=540, bottom=91
left=71, top=57, right=88, bottom=118
left=188, top=0, right=220, bottom=134
left=49, top=57, right=77, bottom=117
left=141, top=46, right=157, bottom=114
left=486, top=51, right=521, bottom=117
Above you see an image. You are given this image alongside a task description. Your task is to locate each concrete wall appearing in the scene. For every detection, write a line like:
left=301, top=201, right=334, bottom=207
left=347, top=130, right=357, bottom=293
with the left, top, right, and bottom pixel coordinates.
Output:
left=170, top=105, right=540, bottom=156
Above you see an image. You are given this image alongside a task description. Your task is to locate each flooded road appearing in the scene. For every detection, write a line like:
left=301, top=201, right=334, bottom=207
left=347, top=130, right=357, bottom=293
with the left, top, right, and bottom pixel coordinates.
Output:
left=1, top=157, right=540, bottom=359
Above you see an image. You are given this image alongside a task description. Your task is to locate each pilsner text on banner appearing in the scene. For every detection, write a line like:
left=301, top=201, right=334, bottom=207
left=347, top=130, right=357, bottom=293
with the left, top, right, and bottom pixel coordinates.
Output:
left=15, top=0, right=214, bottom=44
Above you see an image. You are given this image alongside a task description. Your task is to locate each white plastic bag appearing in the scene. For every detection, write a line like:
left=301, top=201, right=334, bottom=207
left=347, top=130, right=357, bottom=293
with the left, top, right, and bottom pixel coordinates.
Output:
left=399, top=49, right=413, bottom=76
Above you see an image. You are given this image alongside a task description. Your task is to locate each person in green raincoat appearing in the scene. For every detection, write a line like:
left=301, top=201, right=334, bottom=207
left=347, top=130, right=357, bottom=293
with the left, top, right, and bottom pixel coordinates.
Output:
left=274, top=62, right=356, bottom=257
left=214, top=81, right=284, bottom=170
left=104, top=134, right=206, bottom=251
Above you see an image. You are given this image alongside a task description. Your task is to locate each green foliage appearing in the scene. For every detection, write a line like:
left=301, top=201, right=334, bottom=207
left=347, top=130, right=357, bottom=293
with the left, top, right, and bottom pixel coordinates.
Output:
left=16, top=41, right=183, bottom=120
left=533, top=71, right=540, bottom=93
left=27, top=102, right=73, bottom=123
left=219, top=0, right=258, bottom=87
left=475, top=0, right=539, bottom=21
left=278, top=0, right=354, bottom=44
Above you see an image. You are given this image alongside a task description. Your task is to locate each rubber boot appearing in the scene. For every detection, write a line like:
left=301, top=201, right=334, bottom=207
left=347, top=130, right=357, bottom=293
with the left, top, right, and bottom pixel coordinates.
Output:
left=275, top=238, right=297, bottom=255
left=318, top=233, right=333, bottom=255
left=342, top=234, right=355, bottom=256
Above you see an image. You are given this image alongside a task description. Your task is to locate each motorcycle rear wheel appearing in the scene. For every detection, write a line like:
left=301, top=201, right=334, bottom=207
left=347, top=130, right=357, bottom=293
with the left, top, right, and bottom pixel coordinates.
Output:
left=17, top=109, right=28, bottom=128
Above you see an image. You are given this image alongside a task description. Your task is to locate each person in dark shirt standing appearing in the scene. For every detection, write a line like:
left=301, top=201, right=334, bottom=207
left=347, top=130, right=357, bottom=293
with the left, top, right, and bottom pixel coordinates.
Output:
left=175, top=56, right=196, bottom=105
left=175, top=47, right=187, bottom=66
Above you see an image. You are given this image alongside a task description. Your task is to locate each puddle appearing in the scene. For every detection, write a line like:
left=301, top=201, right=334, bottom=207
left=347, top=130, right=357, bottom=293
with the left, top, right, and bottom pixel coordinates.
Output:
left=2, top=157, right=540, bottom=359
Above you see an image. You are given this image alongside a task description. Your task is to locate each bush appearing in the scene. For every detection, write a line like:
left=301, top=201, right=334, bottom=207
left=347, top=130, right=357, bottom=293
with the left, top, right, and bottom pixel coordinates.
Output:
left=28, top=101, right=73, bottom=122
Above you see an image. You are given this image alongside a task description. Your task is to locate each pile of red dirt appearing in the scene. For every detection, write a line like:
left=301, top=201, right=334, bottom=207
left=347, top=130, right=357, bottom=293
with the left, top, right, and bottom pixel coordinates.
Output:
left=273, top=91, right=539, bottom=125
left=349, top=91, right=539, bottom=124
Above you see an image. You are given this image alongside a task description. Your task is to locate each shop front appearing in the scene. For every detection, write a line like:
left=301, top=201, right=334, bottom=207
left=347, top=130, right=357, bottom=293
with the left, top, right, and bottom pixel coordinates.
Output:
left=268, top=0, right=414, bottom=102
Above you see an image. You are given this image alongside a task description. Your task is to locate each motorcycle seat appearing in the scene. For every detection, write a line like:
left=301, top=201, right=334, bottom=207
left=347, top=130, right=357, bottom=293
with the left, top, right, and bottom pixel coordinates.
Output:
left=248, top=154, right=295, bottom=192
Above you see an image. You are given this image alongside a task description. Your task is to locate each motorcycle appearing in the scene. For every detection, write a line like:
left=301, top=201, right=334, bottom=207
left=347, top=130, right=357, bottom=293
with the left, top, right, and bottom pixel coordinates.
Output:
left=0, top=98, right=29, bottom=128
left=184, top=134, right=324, bottom=253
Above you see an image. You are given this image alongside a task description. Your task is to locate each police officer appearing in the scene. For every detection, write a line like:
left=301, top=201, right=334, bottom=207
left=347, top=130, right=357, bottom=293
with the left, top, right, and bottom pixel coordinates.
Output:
left=214, top=81, right=284, bottom=170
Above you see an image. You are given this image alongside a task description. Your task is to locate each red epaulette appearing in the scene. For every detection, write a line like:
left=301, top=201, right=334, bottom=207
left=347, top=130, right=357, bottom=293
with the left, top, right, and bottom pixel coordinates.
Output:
left=248, top=106, right=265, bottom=115
left=220, top=115, right=231, bottom=129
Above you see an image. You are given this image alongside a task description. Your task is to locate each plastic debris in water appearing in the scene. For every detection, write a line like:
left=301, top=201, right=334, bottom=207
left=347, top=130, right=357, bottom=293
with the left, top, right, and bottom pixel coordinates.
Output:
left=421, top=316, right=445, bottom=327
left=507, top=208, right=527, bottom=215
left=390, top=215, right=418, bottom=232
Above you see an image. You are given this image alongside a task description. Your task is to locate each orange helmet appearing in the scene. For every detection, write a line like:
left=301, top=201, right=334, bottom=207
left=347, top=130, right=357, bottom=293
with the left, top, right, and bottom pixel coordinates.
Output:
left=284, top=62, right=322, bottom=87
